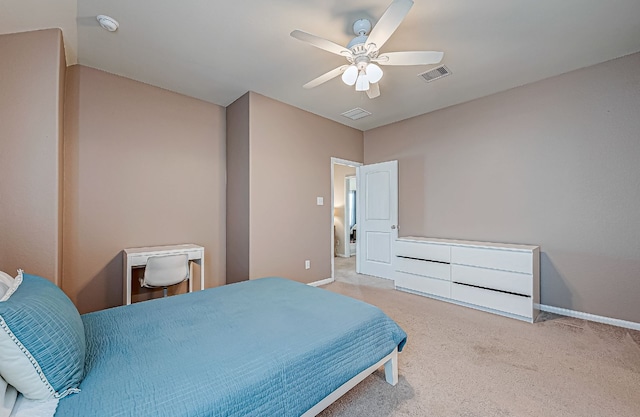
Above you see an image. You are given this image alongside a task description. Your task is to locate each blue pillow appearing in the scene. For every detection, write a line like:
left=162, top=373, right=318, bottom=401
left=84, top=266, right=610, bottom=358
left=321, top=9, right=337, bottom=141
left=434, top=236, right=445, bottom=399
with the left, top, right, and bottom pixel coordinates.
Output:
left=0, top=273, right=85, bottom=400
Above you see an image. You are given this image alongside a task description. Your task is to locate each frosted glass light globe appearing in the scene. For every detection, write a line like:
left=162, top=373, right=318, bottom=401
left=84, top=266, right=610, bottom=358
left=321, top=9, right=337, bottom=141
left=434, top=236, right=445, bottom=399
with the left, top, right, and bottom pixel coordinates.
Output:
left=341, top=65, right=358, bottom=86
left=355, top=71, right=370, bottom=91
left=366, top=63, right=383, bottom=83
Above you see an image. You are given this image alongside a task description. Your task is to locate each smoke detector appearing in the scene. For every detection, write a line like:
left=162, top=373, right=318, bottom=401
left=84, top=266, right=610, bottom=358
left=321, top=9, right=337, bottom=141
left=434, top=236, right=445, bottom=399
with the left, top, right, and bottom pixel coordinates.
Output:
left=97, top=15, right=119, bottom=32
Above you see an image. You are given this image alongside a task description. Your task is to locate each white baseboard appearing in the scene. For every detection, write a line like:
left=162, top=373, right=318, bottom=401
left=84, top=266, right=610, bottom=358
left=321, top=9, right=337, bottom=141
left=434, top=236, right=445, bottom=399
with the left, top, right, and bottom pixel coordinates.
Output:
left=335, top=254, right=349, bottom=258
left=308, top=278, right=334, bottom=287
left=535, top=304, right=640, bottom=331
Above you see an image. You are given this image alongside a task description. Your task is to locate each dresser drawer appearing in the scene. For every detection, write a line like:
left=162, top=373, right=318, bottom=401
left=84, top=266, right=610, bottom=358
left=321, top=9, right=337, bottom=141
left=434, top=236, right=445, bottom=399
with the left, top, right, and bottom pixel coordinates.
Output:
left=451, top=283, right=532, bottom=319
left=451, top=264, right=531, bottom=296
left=451, top=246, right=532, bottom=274
left=396, top=257, right=450, bottom=280
left=395, top=240, right=450, bottom=263
left=395, top=271, right=451, bottom=299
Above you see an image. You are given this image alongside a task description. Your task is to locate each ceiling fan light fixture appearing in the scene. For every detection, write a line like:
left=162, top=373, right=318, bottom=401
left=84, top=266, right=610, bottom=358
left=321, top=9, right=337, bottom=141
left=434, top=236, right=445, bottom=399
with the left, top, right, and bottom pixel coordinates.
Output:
left=366, top=63, right=383, bottom=83
left=342, top=65, right=358, bottom=86
left=355, top=71, right=370, bottom=91
left=291, top=0, right=443, bottom=99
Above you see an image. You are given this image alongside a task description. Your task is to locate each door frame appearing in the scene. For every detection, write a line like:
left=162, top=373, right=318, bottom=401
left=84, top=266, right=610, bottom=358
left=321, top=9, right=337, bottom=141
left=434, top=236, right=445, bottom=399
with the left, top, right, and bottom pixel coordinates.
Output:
left=343, top=175, right=356, bottom=258
left=330, top=157, right=363, bottom=281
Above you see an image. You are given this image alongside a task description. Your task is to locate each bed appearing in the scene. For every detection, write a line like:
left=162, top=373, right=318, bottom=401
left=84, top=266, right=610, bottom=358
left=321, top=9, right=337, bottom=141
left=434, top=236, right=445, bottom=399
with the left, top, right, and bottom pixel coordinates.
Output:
left=0, top=272, right=406, bottom=417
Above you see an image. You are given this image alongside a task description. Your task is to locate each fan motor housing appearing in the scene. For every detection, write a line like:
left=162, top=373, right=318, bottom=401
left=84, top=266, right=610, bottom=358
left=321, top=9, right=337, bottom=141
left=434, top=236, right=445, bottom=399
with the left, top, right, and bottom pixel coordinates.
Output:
left=354, top=55, right=370, bottom=70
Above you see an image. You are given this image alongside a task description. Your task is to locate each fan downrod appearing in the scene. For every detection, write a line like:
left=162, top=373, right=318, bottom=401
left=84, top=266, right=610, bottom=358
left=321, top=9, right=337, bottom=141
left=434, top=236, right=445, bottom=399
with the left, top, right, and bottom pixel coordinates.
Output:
left=347, top=19, right=373, bottom=51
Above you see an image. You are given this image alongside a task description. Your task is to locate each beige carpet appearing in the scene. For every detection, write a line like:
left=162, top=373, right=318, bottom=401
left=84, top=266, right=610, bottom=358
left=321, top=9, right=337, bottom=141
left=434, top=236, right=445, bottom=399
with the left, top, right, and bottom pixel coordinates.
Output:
left=333, top=256, right=395, bottom=289
left=317, top=279, right=640, bottom=417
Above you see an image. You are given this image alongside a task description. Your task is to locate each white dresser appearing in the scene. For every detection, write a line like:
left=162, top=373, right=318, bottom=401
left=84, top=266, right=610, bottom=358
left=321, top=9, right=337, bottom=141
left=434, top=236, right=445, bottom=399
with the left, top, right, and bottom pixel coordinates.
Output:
left=394, top=237, right=540, bottom=322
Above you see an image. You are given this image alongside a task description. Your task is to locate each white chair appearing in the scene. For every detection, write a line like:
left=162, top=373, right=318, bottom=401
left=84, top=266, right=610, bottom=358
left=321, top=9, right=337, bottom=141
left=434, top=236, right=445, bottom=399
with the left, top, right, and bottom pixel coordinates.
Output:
left=139, top=254, right=190, bottom=298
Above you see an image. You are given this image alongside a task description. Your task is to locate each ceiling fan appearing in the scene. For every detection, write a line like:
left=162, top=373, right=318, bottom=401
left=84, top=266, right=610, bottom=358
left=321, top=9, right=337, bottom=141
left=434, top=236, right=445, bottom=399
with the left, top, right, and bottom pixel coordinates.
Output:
left=291, top=0, right=443, bottom=99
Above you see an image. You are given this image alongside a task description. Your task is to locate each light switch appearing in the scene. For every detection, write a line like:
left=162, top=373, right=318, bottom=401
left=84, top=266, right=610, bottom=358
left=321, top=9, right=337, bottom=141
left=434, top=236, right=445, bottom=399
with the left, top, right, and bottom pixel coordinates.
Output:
left=317, top=197, right=324, bottom=205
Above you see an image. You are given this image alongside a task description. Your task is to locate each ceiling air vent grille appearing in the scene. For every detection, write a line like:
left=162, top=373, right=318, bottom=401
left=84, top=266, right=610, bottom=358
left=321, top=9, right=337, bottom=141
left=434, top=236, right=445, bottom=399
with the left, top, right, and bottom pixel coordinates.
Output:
left=418, top=65, right=451, bottom=83
left=341, top=107, right=372, bottom=120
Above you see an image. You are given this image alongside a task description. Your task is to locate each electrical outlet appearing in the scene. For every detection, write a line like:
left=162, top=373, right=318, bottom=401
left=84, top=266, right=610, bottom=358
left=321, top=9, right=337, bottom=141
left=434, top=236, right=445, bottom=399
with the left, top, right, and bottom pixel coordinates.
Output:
left=305, top=260, right=310, bottom=269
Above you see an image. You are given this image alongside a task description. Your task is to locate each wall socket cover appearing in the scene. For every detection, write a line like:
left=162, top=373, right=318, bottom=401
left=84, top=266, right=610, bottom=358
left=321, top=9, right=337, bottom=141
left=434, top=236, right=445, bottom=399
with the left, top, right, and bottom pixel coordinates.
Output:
left=305, top=260, right=310, bottom=269
left=316, top=197, right=324, bottom=205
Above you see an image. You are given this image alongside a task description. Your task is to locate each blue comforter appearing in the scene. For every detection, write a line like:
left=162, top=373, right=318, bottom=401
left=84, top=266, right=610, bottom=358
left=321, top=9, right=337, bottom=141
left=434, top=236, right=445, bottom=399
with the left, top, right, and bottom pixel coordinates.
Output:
left=55, top=278, right=406, bottom=417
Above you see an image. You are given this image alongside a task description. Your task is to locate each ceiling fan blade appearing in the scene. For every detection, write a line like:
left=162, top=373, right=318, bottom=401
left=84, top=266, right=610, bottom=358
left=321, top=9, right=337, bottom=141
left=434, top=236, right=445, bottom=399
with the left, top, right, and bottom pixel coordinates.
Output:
left=366, top=82, right=380, bottom=99
left=374, top=51, right=444, bottom=66
left=291, top=30, right=352, bottom=57
left=303, top=65, right=349, bottom=89
left=365, top=0, right=414, bottom=51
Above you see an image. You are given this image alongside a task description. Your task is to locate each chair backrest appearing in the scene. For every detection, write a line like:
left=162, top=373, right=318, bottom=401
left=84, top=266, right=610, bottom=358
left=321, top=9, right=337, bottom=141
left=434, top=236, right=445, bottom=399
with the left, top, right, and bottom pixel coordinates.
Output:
left=141, top=254, right=189, bottom=288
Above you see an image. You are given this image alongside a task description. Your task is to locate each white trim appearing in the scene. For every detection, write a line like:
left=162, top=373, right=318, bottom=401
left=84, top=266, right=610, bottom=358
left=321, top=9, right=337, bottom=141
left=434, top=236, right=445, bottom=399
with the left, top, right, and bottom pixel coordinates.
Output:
left=535, top=304, right=640, bottom=331
left=301, top=347, right=398, bottom=417
left=343, top=175, right=356, bottom=258
left=331, top=157, right=362, bottom=166
left=335, top=254, right=349, bottom=258
left=308, top=278, right=334, bottom=287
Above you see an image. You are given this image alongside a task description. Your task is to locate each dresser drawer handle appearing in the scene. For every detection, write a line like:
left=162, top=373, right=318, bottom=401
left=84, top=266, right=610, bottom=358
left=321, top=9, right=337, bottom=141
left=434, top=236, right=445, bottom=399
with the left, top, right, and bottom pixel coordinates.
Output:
left=453, top=282, right=530, bottom=298
left=397, top=255, right=450, bottom=265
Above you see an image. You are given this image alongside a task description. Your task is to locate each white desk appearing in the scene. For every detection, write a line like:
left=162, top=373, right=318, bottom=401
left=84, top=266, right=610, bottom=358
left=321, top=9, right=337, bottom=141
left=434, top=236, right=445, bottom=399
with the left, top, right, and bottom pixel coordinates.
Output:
left=123, top=244, right=205, bottom=305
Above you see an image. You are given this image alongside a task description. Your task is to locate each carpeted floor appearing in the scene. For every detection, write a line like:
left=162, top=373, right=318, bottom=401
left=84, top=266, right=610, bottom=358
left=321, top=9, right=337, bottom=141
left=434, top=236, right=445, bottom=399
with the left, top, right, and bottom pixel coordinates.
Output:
left=333, top=256, right=395, bottom=289
left=319, top=266, right=640, bottom=417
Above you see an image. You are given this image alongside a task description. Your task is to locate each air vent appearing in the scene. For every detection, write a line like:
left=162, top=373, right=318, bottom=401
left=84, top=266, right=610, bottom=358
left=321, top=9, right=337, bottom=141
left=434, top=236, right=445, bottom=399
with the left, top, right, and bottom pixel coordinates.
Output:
left=341, top=107, right=372, bottom=120
left=418, top=65, right=451, bottom=83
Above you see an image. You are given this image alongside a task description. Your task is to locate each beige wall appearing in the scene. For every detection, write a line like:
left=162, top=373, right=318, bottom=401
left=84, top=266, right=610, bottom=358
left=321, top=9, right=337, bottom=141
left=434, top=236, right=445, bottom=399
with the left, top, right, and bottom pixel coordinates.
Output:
left=365, top=52, right=640, bottom=323
left=333, top=164, right=356, bottom=257
left=247, top=92, right=363, bottom=283
left=63, top=65, right=226, bottom=313
left=0, top=29, right=65, bottom=284
left=226, top=93, right=250, bottom=284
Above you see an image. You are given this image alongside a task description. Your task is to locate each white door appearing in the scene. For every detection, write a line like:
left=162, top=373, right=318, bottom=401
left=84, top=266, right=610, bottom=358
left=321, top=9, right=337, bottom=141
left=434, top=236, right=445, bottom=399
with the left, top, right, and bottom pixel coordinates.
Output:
left=356, top=160, right=398, bottom=279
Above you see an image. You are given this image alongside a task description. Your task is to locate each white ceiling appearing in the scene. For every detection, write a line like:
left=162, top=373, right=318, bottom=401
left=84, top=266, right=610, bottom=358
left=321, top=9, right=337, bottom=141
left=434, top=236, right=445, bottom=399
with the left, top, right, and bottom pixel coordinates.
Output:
left=3, top=0, right=640, bottom=131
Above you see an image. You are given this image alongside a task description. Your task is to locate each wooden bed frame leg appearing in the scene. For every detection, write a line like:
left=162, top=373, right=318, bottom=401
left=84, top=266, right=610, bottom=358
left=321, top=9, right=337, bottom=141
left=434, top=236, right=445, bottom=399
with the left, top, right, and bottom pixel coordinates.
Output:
left=384, top=347, right=398, bottom=386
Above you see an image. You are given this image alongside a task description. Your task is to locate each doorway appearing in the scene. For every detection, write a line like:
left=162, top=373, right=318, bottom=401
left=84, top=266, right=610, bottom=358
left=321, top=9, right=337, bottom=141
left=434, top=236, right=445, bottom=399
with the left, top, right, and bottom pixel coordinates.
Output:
left=331, top=158, right=362, bottom=282
left=344, top=175, right=357, bottom=258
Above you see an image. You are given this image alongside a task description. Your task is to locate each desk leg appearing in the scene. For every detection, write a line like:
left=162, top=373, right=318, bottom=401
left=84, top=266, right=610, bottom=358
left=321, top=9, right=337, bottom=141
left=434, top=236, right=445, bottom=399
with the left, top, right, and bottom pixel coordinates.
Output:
left=123, top=257, right=132, bottom=305
left=199, top=252, right=205, bottom=291
left=188, top=261, right=193, bottom=293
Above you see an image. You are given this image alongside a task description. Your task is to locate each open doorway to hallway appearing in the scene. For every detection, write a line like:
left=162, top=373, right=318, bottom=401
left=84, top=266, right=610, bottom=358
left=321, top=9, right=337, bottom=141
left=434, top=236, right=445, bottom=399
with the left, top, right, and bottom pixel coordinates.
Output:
left=331, top=157, right=397, bottom=289
left=331, top=158, right=360, bottom=282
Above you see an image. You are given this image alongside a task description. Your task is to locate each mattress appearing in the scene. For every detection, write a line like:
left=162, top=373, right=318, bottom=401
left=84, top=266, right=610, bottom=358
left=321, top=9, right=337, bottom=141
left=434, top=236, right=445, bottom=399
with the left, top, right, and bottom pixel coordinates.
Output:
left=55, top=277, right=406, bottom=417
